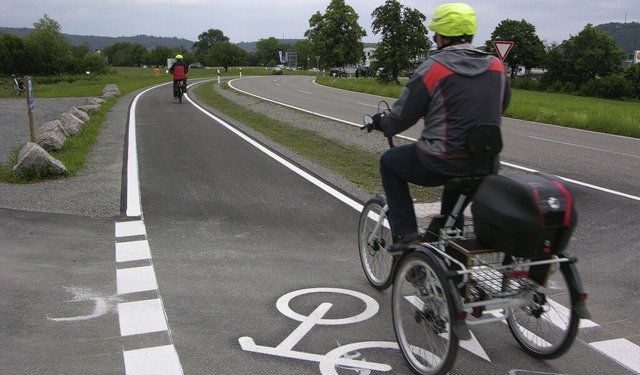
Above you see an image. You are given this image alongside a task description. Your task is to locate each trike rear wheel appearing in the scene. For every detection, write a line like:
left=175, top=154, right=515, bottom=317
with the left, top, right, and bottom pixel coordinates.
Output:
left=358, top=197, right=394, bottom=290
left=506, top=260, right=580, bottom=359
left=392, top=251, right=458, bottom=375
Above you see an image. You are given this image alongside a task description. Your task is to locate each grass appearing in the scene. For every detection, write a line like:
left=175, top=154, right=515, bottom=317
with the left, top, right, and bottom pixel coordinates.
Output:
left=317, top=76, right=640, bottom=138
left=0, top=98, right=116, bottom=183
left=2, top=67, right=636, bottom=189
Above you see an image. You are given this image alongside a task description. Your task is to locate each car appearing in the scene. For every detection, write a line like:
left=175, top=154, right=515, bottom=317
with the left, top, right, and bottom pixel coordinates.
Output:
left=329, top=67, right=348, bottom=78
left=355, top=66, right=370, bottom=78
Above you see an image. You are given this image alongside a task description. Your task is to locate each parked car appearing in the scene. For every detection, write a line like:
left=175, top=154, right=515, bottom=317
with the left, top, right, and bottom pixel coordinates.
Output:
left=329, top=67, right=348, bottom=78
left=355, top=66, right=370, bottom=78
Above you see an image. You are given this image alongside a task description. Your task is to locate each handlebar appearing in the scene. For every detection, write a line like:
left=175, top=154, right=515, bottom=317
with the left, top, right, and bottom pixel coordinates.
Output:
left=362, top=100, right=395, bottom=148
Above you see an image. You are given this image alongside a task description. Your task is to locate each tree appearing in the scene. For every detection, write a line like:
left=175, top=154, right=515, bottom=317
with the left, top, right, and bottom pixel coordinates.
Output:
left=205, top=42, right=247, bottom=71
left=0, top=34, right=27, bottom=75
left=293, top=39, right=314, bottom=69
left=370, top=0, right=429, bottom=83
left=545, top=24, right=627, bottom=88
left=193, top=29, right=229, bottom=63
left=102, top=42, right=148, bottom=66
left=148, top=45, right=176, bottom=67
left=254, top=37, right=285, bottom=66
left=32, top=14, right=61, bottom=33
left=304, top=0, right=367, bottom=69
left=23, top=15, right=72, bottom=75
left=485, top=19, right=546, bottom=77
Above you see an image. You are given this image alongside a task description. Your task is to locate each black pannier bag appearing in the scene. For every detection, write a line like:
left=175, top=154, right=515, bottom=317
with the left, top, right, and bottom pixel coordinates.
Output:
left=471, top=172, right=577, bottom=259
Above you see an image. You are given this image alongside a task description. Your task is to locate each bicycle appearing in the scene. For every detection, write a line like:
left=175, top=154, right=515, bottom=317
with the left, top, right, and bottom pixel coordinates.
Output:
left=12, top=74, right=25, bottom=97
left=174, top=80, right=185, bottom=103
left=358, top=111, right=591, bottom=375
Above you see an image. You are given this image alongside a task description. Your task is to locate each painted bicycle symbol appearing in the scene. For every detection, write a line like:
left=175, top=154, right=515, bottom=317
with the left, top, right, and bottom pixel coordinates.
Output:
left=239, top=287, right=415, bottom=374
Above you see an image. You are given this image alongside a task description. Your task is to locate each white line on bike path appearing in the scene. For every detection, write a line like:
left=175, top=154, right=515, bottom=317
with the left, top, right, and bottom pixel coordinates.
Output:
left=222, top=78, right=640, bottom=373
left=590, top=339, right=640, bottom=373
left=229, top=76, right=640, bottom=203
left=114, top=84, right=184, bottom=375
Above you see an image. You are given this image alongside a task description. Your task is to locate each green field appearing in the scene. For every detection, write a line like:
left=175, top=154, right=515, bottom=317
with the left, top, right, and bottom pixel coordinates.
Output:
left=1, top=67, right=637, bottom=185
left=316, top=77, right=640, bottom=138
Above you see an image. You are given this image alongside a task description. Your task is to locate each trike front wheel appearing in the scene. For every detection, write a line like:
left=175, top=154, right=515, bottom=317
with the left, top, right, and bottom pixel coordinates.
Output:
left=358, top=197, right=394, bottom=290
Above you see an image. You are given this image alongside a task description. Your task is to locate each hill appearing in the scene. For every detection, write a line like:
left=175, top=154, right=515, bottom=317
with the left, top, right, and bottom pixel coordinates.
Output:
left=0, top=27, right=194, bottom=51
left=596, top=21, right=640, bottom=55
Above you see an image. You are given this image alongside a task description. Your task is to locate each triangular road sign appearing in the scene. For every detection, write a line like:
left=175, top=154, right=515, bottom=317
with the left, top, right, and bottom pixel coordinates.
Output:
left=493, top=41, right=514, bottom=61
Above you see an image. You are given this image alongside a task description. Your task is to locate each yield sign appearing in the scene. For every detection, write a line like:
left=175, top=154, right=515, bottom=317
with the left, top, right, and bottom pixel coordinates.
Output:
left=493, top=41, right=514, bottom=61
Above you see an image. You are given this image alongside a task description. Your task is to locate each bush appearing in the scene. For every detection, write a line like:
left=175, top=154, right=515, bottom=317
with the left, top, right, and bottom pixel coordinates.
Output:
left=510, top=78, right=542, bottom=91
left=580, top=74, right=634, bottom=99
left=624, top=63, right=640, bottom=99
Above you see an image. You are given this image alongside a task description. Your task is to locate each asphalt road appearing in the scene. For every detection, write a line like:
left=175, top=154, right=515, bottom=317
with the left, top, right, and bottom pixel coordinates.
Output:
left=1, top=77, right=639, bottom=374
left=230, top=75, right=640, bottom=198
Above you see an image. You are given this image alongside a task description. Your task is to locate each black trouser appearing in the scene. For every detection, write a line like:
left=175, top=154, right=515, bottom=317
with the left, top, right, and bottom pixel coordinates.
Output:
left=380, top=143, right=463, bottom=242
left=173, top=79, right=187, bottom=96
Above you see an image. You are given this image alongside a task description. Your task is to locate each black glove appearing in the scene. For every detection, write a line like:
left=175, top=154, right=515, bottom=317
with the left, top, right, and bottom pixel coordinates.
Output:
left=369, top=112, right=385, bottom=133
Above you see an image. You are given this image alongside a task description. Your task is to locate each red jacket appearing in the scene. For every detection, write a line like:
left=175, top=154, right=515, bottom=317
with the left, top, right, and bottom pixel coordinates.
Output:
left=170, top=60, right=188, bottom=80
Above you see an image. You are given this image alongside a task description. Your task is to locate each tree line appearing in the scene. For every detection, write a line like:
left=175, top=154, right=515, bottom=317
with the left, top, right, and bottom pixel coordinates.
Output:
left=2, top=2, right=639, bottom=100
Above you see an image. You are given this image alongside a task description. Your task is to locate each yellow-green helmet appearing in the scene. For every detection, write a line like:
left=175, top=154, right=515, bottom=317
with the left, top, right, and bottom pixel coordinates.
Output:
left=428, top=3, right=477, bottom=38
left=175, top=54, right=183, bottom=60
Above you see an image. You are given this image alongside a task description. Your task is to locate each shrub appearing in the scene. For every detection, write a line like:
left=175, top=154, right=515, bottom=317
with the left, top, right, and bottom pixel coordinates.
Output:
left=580, top=74, right=634, bottom=99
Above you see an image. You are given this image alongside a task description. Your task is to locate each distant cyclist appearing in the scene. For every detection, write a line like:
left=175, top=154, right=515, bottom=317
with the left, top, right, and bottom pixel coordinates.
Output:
left=169, top=54, right=188, bottom=98
left=368, top=3, right=511, bottom=249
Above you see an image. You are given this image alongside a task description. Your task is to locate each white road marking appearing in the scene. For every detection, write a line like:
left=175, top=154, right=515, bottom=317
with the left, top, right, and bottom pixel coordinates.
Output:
left=115, top=220, right=146, bottom=237
left=47, top=286, right=120, bottom=322
left=113, top=85, right=185, bottom=374
left=528, top=136, right=640, bottom=159
left=228, top=77, right=640, bottom=202
left=117, top=265, right=158, bottom=295
left=123, top=345, right=183, bottom=375
left=118, top=299, right=168, bottom=336
left=116, top=240, right=151, bottom=262
left=590, top=338, right=640, bottom=374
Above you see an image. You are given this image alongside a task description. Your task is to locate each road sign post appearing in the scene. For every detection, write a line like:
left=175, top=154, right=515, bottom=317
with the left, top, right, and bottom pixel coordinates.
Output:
left=492, top=41, right=514, bottom=62
left=24, top=76, right=35, bottom=142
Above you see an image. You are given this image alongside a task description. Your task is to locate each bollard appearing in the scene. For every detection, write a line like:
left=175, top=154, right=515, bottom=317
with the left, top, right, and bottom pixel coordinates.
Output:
left=217, top=69, right=221, bottom=84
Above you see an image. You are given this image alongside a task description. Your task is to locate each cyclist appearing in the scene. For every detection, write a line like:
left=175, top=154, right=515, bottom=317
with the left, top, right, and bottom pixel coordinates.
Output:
left=169, top=54, right=188, bottom=98
left=368, top=2, right=511, bottom=251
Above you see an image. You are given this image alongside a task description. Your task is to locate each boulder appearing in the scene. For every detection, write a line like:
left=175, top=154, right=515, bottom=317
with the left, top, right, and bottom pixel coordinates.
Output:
left=102, top=84, right=120, bottom=98
left=60, top=112, right=84, bottom=136
left=36, top=119, right=67, bottom=151
left=13, top=142, right=67, bottom=176
left=86, top=97, right=106, bottom=106
left=77, top=104, right=101, bottom=114
left=70, top=106, right=90, bottom=122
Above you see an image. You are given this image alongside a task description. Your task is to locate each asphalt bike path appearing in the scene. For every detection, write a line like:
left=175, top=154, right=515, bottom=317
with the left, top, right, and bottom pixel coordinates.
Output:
left=120, top=82, right=637, bottom=374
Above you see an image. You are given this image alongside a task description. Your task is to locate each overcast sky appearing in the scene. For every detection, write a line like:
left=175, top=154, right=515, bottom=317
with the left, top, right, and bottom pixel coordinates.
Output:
left=1, top=0, right=636, bottom=46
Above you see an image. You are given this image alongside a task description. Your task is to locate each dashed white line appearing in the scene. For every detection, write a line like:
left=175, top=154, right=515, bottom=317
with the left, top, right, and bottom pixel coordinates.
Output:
left=115, top=240, right=151, bottom=262
left=118, top=299, right=169, bottom=336
left=117, top=266, right=159, bottom=295
left=590, top=338, right=640, bottom=373
left=123, top=345, right=183, bottom=375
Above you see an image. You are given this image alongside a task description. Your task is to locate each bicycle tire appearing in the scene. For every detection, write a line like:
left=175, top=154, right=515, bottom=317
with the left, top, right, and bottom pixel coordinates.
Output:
left=358, top=197, right=394, bottom=290
left=392, top=251, right=459, bottom=375
left=13, top=81, right=20, bottom=96
left=505, top=260, right=580, bottom=359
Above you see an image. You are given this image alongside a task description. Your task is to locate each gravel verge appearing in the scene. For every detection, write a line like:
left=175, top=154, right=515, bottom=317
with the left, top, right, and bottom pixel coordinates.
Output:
left=0, top=93, right=134, bottom=217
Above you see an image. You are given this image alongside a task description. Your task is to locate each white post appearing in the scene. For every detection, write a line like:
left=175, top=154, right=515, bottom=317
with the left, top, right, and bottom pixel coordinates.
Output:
left=240, top=67, right=242, bottom=77
left=217, top=69, right=221, bottom=84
